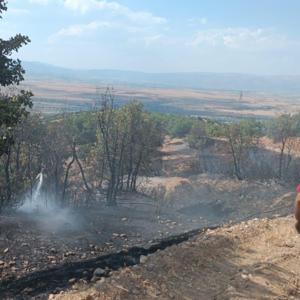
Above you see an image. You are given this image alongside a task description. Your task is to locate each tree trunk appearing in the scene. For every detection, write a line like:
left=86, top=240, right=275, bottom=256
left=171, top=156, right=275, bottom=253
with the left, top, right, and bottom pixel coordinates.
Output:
left=278, top=139, right=286, bottom=180
left=4, top=147, right=12, bottom=205
left=229, top=138, right=243, bottom=180
left=62, top=156, right=75, bottom=204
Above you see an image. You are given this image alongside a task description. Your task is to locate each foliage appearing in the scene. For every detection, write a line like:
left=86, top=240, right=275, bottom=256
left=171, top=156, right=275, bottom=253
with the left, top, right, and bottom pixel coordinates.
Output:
left=150, top=113, right=197, bottom=137
left=0, top=2, right=32, bottom=209
left=267, top=114, right=297, bottom=179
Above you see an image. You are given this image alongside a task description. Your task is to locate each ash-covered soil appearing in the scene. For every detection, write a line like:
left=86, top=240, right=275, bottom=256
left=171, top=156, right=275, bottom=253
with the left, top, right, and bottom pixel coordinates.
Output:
left=53, top=216, right=300, bottom=300
left=0, top=194, right=207, bottom=285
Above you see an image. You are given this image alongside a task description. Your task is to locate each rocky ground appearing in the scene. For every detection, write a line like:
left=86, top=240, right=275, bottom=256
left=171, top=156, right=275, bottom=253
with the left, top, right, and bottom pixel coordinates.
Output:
left=52, top=215, right=300, bottom=300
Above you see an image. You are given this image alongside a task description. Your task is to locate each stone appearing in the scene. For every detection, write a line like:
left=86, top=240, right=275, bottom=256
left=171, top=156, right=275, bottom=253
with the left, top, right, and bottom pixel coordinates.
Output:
left=23, top=287, right=34, bottom=293
left=69, top=278, right=76, bottom=284
left=93, top=267, right=106, bottom=277
left=140, top=255, right=147, bottom=264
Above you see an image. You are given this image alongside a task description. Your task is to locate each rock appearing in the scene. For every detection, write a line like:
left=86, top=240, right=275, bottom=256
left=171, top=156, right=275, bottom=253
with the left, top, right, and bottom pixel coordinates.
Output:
left=3, top=248, right=9, bottom=254
left=121, top=218, right=128, bottom=222
left=69, top=278, right=76, bottom=284
left=78, top=279, right=88, bottom=285
left=0, top=260, right=4, bottom=266
left=97, top=277, right=105, bottom=284
left=50, top=248, right=57, bottom=253
left=120, top=233, right=127, bottom=238
left=140, top=255, right=147, bottom=264
left=23, top=287, right=34, bottom=293
left=90, top=276, right=98, bottom=283
left=93, top=267, right=106, bottom=277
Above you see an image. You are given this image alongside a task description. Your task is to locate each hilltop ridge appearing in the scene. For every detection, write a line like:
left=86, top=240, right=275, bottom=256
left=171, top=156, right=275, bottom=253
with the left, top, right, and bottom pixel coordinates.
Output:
left=23, top=61, right=300, bottom=94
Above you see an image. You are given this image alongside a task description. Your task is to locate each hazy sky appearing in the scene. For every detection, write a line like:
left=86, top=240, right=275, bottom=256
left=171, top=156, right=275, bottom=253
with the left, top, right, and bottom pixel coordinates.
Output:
left=3, top=0, right=300, bottom=74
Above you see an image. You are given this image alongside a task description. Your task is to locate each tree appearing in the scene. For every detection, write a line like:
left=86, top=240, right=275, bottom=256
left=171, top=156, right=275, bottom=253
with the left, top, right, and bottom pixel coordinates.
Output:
left=96, top=89, right=128, bottom=205
left=225, top=120, right=262, bottom=180
left=268, top=114, right=295, bottom=179
left=0, top=1, right=32, bottom=208
left=60, top=113, right=93, bottom=204
left=96, top=89, right=163, bottom=206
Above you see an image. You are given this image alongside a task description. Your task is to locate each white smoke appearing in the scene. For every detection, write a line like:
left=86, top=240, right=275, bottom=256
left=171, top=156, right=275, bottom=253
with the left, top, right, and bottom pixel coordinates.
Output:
left=18, top=172, right=54, bottom=213
left=18, top=172, right=80, bottom=233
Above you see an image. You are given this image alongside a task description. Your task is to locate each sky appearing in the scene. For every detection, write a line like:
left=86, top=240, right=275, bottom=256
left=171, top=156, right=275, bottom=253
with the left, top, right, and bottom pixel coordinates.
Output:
left=2, top=0, right=300, bottom=75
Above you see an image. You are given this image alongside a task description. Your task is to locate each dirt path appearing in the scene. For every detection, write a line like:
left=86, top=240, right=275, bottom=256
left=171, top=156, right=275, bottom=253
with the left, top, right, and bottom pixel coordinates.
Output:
left=53, top=216, right=300, bottom=300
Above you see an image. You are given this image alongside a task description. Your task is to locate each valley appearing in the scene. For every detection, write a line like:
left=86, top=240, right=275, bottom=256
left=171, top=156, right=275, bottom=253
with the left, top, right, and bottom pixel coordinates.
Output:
left=23, top=79, right=300, bottom=120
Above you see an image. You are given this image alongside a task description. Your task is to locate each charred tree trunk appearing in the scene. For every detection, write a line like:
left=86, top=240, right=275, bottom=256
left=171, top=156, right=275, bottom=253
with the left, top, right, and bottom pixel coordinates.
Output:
left=4, top=146, right=12, bottom=205
left=15, top=141, right=21, bottom=173
left=278, top=139, right=286, bottom=180
left=130, top=150, right=143, bottom=191
left=54, top=153, right=60, bottom=199
left=72, top=143, right=93, bottom=202
left=228, top=137, right=243, bottom=181
left=62, top=155, right=75, bottom=205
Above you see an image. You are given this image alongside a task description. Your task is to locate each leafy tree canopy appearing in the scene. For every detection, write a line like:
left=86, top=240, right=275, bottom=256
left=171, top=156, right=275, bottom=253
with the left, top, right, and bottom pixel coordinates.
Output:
left=0, top=0, right=33, bottom=155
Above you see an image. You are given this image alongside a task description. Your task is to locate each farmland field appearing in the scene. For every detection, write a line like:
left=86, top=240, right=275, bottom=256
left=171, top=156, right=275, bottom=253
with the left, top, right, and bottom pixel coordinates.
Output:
left=23, top=79, right=300, bottom=120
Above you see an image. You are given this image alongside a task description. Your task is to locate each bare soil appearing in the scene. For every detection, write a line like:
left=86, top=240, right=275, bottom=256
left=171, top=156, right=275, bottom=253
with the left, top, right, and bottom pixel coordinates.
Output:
left=53, top=216, right=300, bottom=300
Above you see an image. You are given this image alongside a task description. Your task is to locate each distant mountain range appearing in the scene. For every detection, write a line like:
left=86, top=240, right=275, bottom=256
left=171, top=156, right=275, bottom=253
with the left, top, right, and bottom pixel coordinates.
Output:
left=23, top=61, right=300, bottom=94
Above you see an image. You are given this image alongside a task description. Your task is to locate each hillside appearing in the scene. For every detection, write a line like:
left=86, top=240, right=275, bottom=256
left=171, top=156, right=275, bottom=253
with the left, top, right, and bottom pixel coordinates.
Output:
left=53, top=215, right=300, bottom=300
left=0, top=137, right=295, bottom=299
